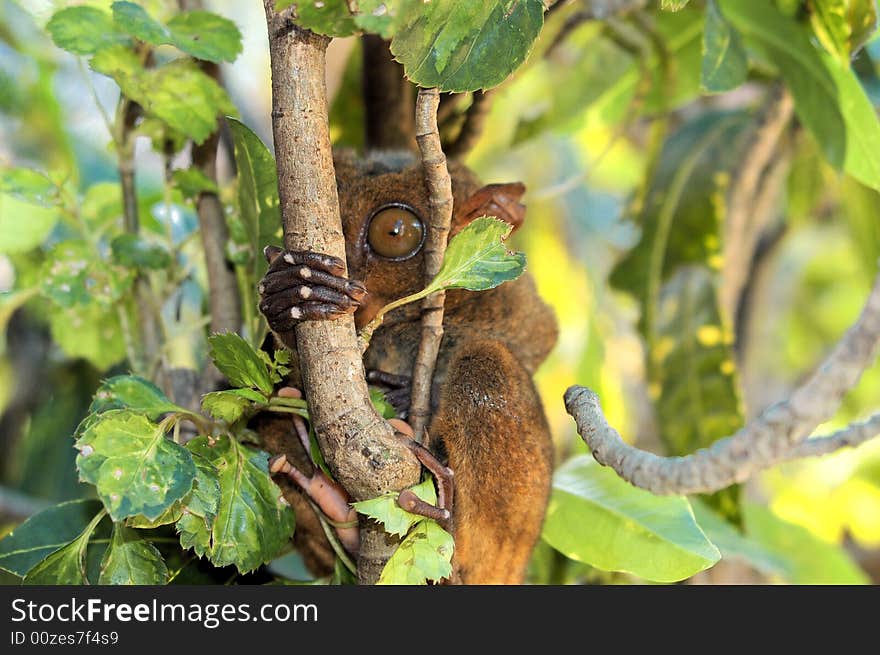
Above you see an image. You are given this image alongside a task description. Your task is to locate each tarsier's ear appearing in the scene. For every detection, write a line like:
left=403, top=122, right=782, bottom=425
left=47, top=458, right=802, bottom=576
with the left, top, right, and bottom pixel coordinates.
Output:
left=451, top=182, right=527, bottom=238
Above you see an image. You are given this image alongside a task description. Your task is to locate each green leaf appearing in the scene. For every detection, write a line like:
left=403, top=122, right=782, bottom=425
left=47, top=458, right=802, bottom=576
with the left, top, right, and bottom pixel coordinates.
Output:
left=662, top=0, right=692, bottom=9
left=691, top=500, right=788, bottom=578
left=355, top=0, right=398, bottom=37
left=89, top=375, right=185, bottom=420
left=701, top=0, right=748, bottom=93
left=847, top=0, right=879, bottom=53
left=743, top=503, right=868, bottom=584
left=49, top=304, right=127, bottom=371
left=427, top=217, right=526, bottom=294
left=810, top=0, right=852, bottom=63
left=282, top=0, right=357, bottom=37
left=187, top=436, right=294, bottom=572
left=127, top=505, right=182, bottom=529
left=377, top=520, right=454, bottom=585
left=41, top=240, right=132, bottom=309
left=0, top=500, right=103, bottom=577
left=227, top=118, right=281, bottom=283
left=167, top=11, right=243, bottom=63
left=76, top=410, right=196, bottom=521
left=92, top=47, right=234, bottom=144
left=172, top=168, right=219, bottom=199
left=352, top=478, right=437, bottom=537
left=111, top=234, right=172, bottom=270
left=0, top=194, right=58, bottom=254
left=201, top=390, right=254, bottom=423
left=720, top=0, right=880, bottom=191
left=175, top=455, right=222, bottom=558
left=369, top=387, right=398, bottom=420
left=207, top=332, right=275, bottom=395
left=390, top=0, right=545, bottom=92
left=98, top=524, right=169, bottom=585
left=23, top=510, right=106, bottom=585
left=47, top=6, right=129, bottom=55
left=0, top=167, right=59, bottom=207
left=542, top=456, right=720, bottom=583
left=111, top=1, right=170, bottom=45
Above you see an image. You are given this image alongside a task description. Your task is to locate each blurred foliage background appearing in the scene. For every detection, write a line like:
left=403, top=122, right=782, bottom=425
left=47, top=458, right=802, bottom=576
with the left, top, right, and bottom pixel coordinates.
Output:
left=2, top=0, right=880, bottom=584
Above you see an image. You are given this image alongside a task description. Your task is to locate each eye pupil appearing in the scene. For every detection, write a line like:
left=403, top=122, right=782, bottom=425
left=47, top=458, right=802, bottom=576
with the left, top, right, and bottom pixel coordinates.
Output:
left=367, top=205, right=424, bottom=260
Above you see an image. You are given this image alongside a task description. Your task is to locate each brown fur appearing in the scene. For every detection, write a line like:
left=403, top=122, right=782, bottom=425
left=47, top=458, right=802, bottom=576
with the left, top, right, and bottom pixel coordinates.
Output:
left=263, top=150, right=558, bottom=584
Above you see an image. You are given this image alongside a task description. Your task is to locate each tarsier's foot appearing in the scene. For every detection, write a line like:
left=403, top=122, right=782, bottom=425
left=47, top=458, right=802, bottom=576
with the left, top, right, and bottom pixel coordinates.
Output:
left=391, top=426, right=454, bottom=532
left=367, top=369, right=412, bottom=417
left=259, top=246, right=367, bottom=332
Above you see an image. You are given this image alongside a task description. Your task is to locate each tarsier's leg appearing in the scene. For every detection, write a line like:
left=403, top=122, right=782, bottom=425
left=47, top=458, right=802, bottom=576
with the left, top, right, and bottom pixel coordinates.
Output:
left=429, top=339, right=554, bottom=585
left=259, top=246, right=367, bottom=334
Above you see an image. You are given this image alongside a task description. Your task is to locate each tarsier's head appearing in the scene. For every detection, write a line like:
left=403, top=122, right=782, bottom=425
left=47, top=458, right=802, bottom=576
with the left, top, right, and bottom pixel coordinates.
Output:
left=332, top=149, right=526, bottom=329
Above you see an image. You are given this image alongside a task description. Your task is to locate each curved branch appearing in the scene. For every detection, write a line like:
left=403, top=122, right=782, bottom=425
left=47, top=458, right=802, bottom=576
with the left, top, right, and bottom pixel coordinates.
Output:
left=445, top=91, right=493, bottom=159
left=409, top=87, right=455, bottom=444
left=565, top=270, right=880, bottom=494
left=262, top=2, right=420, bottom=584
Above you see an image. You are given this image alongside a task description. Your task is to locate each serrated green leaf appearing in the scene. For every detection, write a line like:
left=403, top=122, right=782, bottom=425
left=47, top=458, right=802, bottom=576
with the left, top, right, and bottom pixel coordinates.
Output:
left=175, top=455, right=221, bottom=558
left=701, top=0, right=748, bottom=93
left=167, top=11, right=243, bottom=63
left=377, top=520, right=454, bottom=585
left=207, top=332, right=275, bottom=394
left=98, top=524, right=169, bottom=585
left=426, top=217, right=526, bottom=294
left=23, top=509, right=106, bottom=585
left=282, top=0, right=357, bottom=37
left=76, top=411, right=196, bottom=521
left=352, top=478, right=437, bottom=537
left=227, top=118, right=281, bottom=283
left=126, top=505, right=182, bottom=529
left=49, top=304, right=126, bottom=371
left=720, top=0, right=880, bottom=191
left=41, top=240, right=132, bottom=309
left=111, top=1, right=169, bottom=45
left=187, top=436, right=294, bottom=572
left=201, top=390, right=253, bottom=423
left=47, top=6, right=129, bottom=55
left=542, top=456, right=720, bottom=583
left=90, top=375, right=185, bottom=420
left=0, top=500, right=103, bottom=577
left=356, top=0, right=398, bottom=37
left=172, top=168, right=219, bottom=198
left=390, top=0, right=545, bottom=92
left=0, top=167, right=59, bottom=207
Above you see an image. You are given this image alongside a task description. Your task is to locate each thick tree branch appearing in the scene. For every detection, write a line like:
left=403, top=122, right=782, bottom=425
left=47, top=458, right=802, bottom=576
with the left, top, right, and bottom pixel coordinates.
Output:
left=565, top=270, right=880, bottom=494
left=409, top=87, right=454, bottom=444
left=362, top=34, right=416, bottom=151
left=262, top=3, right=420, bottom=584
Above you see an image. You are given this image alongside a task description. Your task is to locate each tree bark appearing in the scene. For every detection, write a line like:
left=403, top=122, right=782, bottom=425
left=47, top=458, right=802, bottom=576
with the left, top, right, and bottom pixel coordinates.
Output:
left=262, top=2, right=420, bottom=584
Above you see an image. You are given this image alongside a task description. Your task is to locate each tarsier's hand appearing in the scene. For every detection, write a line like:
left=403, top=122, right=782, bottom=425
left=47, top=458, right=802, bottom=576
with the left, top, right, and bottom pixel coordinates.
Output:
left=258, top=246, right=367, bottom=332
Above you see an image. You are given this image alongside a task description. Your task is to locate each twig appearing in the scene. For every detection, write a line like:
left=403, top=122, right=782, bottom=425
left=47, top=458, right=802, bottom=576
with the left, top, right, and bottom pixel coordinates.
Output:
left=262, top=2, right=420, bottom=585
left=445, top=91, right=493, bottom=159
left=361, top=34, right=416, bottom=151
left=778, top=413, right=880, bottom=462
left=565, top=270, right=880, bottom=495
left=409, top=88, right=455, bottom=444
left=721, top=86, right=794, bottom=322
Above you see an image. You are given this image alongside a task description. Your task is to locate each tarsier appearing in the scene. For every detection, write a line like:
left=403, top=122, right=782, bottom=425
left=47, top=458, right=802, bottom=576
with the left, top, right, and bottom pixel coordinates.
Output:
left=256, top=150, right=557, bottom=584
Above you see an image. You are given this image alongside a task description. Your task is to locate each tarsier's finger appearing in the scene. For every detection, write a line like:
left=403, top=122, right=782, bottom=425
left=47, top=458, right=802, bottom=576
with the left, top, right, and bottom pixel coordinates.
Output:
left=260, top=287, right=360, bottom=321
left=259, top=266, right=367, bottom=301
left=263, top=245, right=284, bottom=265
left=366, top=369, right=411, bottom=389
left=264, top=301, right=357, bottom=331
left=265, top=248, right=346, bottom=278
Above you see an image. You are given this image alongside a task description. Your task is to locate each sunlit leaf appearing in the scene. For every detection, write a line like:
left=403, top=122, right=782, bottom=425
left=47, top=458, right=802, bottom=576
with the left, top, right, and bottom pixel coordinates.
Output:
left=701, top=0, right=748, bottom=93
left=47, top=6, right=128, bottom=55
left=377, top=520, right=453, bottom=585
left=187, top=436, right=294, bottom=572
left=207, top=332, right=274, bottom=395
left=98, top=524, right=168, bottom=585
left=75, top=410, right=196, bottom=521
left=89, top=375, right=185, bottom=420
left=390, top=0, right=545, bottom=92
left=175, top=454, right=222, bottom=558
left=167, top=11, right=243, bottom=63
left=352, top=478, right=437, bottom=537
left=111, top=1, right=169, bottom=45
left=542, top=456, right=720, bottom=583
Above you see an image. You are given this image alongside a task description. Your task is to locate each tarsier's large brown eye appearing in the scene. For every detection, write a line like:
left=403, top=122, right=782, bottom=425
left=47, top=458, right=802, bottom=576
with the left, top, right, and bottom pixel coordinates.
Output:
left=367, top=204, right=425, bottom=260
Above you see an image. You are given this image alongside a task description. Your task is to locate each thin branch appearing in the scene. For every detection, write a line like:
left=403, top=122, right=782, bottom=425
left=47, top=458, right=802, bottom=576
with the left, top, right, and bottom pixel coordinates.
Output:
left=445, top=91, right=493, bottom=159
left=778, top=413, right=880, bottom=462
left=409, top=87, right=455, bottom=444
left=262, top=2, right=420, bottom=584
left=565, top=270, right=880, bottom=495
left=721, top=86, right=794, bottom=322
left=361, top=34, right=416, bottom=151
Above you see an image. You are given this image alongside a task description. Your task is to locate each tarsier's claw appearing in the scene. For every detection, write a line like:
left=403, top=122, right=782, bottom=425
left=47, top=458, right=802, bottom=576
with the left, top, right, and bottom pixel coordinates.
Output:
left=258, top=248, right=367, bottom=332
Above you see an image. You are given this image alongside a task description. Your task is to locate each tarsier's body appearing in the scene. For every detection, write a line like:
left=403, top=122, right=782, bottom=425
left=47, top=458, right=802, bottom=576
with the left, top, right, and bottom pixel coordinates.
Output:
left=259, top=151, right=557, bottom=584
